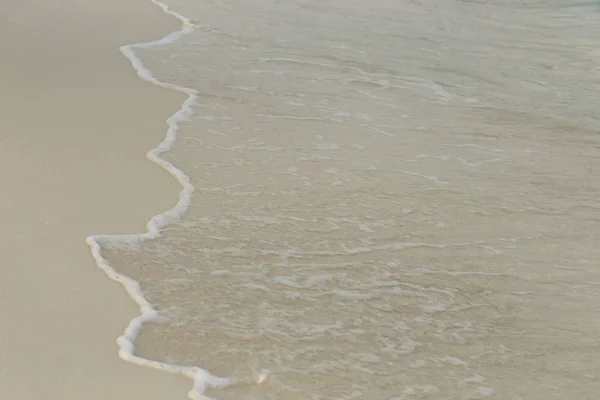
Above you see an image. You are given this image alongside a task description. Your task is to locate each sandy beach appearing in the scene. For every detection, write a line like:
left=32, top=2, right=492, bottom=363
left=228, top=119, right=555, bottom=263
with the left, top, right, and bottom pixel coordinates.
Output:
left=3, top=0, right=600, bottom=399
left=0, top=0, right=190, bottom=398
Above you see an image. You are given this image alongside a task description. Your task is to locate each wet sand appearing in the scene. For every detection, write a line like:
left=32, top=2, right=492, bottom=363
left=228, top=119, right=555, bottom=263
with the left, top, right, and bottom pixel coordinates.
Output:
left=0, top=0, right=190, bottom=398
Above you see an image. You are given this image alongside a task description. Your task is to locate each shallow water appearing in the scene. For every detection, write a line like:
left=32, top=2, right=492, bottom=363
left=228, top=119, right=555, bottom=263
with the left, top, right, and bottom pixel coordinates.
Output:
left=99, top=0, right=600, bottom=398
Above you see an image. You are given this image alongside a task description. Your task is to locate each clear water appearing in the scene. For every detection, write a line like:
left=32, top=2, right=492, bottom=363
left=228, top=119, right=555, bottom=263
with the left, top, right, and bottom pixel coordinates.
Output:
left=99, top=0, right=600, bottom=398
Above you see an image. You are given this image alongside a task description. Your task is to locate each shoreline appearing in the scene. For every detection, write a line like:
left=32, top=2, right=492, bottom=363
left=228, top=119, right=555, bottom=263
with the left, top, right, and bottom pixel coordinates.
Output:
left=86, top=1, right=239, bottom=396
left=0, top=0, right=191, bottom=398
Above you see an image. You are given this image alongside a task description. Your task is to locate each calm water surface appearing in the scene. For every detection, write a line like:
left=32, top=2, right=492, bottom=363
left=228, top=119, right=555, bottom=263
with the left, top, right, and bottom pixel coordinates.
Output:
left=101, top=0, right=600, bottom=398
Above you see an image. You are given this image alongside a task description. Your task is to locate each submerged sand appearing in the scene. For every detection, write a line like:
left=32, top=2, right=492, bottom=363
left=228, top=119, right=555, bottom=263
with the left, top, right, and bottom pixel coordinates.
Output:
left=0, top=0, right=189, bottom=398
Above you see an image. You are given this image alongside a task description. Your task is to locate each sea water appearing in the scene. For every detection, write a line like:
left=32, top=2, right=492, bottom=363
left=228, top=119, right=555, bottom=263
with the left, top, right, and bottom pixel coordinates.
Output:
left=92, top=0, right=600, bottom=398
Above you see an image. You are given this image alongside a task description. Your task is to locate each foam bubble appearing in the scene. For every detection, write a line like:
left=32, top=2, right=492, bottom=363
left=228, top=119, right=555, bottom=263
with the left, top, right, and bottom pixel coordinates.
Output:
left=85, top=1, right=262, bottom=398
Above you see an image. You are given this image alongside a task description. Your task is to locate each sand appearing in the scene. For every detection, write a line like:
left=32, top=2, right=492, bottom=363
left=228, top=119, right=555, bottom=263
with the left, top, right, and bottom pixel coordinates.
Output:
left=0, top=0, right=191, bottom=398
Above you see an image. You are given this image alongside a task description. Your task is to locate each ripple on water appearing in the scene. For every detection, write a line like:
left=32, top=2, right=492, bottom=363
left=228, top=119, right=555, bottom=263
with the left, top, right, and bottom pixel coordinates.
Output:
left=99, top=0, right=600, bottom=398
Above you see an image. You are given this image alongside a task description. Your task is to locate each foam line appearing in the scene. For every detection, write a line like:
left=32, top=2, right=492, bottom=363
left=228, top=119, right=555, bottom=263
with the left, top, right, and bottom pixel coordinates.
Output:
left=85, top=1, right=265, bottom=398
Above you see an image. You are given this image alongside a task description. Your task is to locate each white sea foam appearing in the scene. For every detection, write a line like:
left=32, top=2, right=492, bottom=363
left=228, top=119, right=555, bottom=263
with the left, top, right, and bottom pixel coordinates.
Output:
left=77, top=0, right=600, bottom=398
left=84, top=1, right=265, bottom=398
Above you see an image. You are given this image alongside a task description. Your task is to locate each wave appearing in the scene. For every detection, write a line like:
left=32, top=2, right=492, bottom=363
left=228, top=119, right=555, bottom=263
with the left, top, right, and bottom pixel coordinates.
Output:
left=84, top=1, right=266, bottom=398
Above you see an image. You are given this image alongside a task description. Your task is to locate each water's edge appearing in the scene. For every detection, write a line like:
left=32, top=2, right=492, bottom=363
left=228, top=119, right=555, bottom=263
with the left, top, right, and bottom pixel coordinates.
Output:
left=84, top=1, right=262, bottom=398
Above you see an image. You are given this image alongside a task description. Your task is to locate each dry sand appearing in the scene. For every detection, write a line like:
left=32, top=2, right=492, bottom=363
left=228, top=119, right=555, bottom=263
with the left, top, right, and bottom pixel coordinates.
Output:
left=0, top=0, right=191, bottom=398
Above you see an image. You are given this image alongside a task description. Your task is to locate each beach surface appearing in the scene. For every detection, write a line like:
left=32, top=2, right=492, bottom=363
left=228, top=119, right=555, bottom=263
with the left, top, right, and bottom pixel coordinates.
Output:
left=4, top=0, right=600, bottom=399
left=0, top=0, right=189, bottom=398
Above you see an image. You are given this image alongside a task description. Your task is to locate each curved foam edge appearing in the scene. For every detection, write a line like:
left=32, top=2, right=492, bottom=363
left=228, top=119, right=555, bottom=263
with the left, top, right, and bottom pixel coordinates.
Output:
left=85, top=1, right=266, bottom=398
